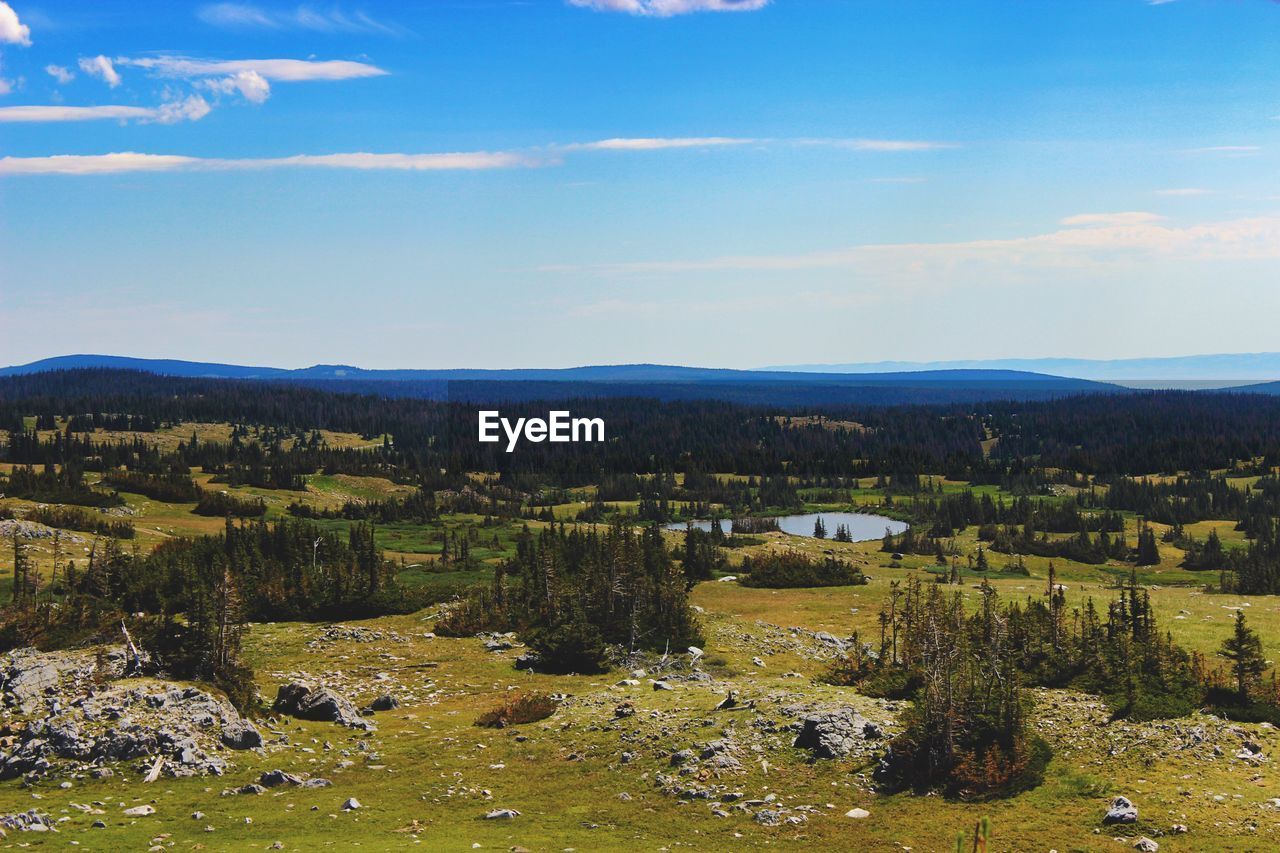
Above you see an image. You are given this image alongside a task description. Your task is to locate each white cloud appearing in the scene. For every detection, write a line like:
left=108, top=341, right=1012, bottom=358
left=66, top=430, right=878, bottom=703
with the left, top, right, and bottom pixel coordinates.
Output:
left=0, top=97, right=212, bottom=124
left=1155, top=187, right=1212, bottom=197
left=200, top=69, right=271, bottom=104
left=152, top=95, right=212, bottom=124
left=197, top=3, right=401, bottom=35
left=542, top=215, right=1280, bottom=275
left=0, top=105, right=156, bottom=122
left=1059, top=211, right=1165, bottom=227
left=564, top=137, right=954, bottom=153
left=79, top=55, right=121, bottom=87
left=0, top=77, right=12, bottom=95
left=568, top=0, right=769, bottom=16
left=567, top=136, right=756, bottom=151
left=798, top=137, right=956, bottom=152
left=0, top=152, right=200, bottom=175
left=45, top=64, right=74, bottom=84
left=0, top=1, right=31, bottom=46
left=117, top=56, right=386, bottom=82
left=0, top=133, right=956, bottom=176
left=0, top=150, right=544, bottom=175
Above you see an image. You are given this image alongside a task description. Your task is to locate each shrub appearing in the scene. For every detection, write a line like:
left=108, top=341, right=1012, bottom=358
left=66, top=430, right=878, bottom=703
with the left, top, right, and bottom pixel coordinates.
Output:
left=739, top=551, right=867, bottom=588
left=194, top=491, right=267, bottom=518
left=475, top=693, right=560, bottom=728
left=523, top=612, right=609, bottom=674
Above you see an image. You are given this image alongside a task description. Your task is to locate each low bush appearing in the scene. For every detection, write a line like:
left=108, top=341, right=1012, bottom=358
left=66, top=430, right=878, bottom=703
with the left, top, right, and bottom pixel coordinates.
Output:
left=474, top=692, right=560, bottom=728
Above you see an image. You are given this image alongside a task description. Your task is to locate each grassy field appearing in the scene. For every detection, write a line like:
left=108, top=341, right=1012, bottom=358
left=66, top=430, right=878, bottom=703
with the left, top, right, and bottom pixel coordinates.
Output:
left=4, top=454, right=1280, bottom=848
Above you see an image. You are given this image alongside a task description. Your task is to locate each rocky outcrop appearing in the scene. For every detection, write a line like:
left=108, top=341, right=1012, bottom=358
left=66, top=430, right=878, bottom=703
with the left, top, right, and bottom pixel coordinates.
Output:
left=0, top=651, right=266, bottom=782
left=792, top=707, right=867, bottom=759
left=272, top=682, right=375, bottom=731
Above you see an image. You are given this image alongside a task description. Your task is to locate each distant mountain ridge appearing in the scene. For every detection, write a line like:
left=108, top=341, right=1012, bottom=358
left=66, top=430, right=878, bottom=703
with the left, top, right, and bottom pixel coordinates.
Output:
left=0, top=354, right=1122, bottom=407
left=765, top=352, right=1280, bottom=385
left=0, top=354, right=1108, bottom=387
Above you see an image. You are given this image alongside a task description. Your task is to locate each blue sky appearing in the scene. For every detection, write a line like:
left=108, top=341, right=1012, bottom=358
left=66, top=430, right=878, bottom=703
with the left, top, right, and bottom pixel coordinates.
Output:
left=0, top=0, right=1278, bottom=369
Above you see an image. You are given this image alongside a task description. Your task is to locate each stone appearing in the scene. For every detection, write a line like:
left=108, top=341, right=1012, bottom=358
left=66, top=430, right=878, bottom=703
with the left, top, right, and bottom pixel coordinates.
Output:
left=793, top=708, right=865, bottom=759
left=1103, top=796, right=1138, bottom=825
left=1134, top=838, right=1159, bottom=852
left=0, top=810, right=57, bottom=832
left=273, top=683, right=375, bottom=731
left=652, top=681, right=673, bottom=692
left=4, top=655, right=61, bottom=713
left=220, top=720, right=263, bottom=750
left=845, top=808, right=870, bottom=819
left=259, top=770, right=303, bottom=788
left=123, top=804, right=156, bottom=816
left=367, top=694, right=399, bottom=712
left=484, top=808, right=520, bottom=820
left=342, top=798, right=361, bottom=811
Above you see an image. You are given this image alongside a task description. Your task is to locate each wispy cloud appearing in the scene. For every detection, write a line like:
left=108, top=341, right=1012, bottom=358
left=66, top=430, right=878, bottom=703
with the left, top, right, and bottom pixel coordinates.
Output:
left=0, top=135, right=957, bottom=176
left=568, top=0, right=769, bottom=16
left=0, top=97, right=212, bottom=125
left=199, top=69, right=271, bottom=104
left=1185, top=145, right=1261, bottom=156
left=1059, top=211, right=1164, bottom=227
left=1155, top=187, right=1212, bottom=196
left=566, top=136, right=756, bottom=151
left=45, top=64, right=74, bottom=84
left=197, top=3, right=403, bottom=35
left=117, top=56, right=387, bottom=82
left=566, top=136, right=955, bottom=153
left=0, top=1, right=31, bottom=46
left=541, top=215, right=1280, bottom=275
left=0, top=150, right=546, bottom=176
left=79, top=55, right=121, bottom=87
left=798, top=137, right=957, bottom=152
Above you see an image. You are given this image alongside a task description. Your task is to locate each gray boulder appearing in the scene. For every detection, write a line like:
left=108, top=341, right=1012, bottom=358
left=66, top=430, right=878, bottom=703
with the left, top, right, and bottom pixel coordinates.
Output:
left=793, top=708, right=865, bottom=759
left=1104, top=795, right=1139, bottom=825
left=272, top=682, right=374, bottom=731
left=220, top=720, right=263, bottom=750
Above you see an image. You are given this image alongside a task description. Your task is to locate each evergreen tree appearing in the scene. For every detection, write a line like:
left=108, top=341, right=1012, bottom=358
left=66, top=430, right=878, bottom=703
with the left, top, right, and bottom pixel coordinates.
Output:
left=1220, top=610, right=1267, bottom=704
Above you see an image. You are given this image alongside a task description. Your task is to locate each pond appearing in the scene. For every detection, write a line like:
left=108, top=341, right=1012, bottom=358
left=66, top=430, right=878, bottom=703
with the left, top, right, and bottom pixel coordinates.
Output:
left=666, top=511, right=907, bottom=542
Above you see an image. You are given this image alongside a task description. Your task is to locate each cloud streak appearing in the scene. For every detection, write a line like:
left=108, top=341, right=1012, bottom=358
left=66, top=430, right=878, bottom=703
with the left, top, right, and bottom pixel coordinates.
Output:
left=568, top=0, right=769, bottom=16
left=197, top=3, right=403, bottom=35
left=0, top=96, right=212, bottom=124
left=117, top=56, right=387, bottom=82
left=0, top=135, right=956, bottom=175
left=0, top=150, right=545, bottom=176
left=541, top=215, right=1280, bottom=275
left=566, top=136, right=757, bottom=151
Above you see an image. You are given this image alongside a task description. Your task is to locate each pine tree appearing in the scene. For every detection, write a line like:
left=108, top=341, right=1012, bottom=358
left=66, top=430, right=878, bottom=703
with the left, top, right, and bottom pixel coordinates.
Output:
left=1220, top=610, right=1267, bottom=703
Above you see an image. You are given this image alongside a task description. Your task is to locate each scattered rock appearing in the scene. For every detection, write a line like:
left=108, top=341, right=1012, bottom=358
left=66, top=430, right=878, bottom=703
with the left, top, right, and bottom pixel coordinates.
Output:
left=123, top=804, right=156, bottom=817
left=366, top=694, right=399, bottom=712
left=845, top=807, right=870, bottom=819
left=259, top=769, right=303, bottom=788
left=1134, top=838, right=1159, bottom=852
left=484, top=808, right=520, bottom=820
left=1104, top=796, right=1138, bottom=825
left=342, top=798, right=361, bottom=811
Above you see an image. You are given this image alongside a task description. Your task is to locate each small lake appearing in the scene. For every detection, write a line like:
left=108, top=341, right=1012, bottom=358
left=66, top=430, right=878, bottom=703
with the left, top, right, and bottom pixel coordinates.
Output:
left=667, top=512, right=907, bottom=542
